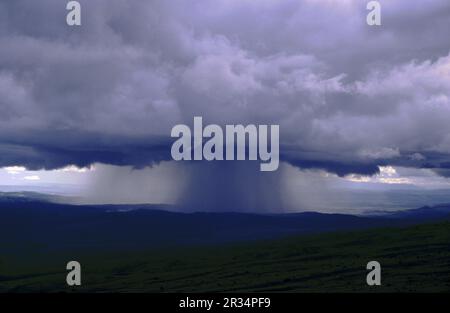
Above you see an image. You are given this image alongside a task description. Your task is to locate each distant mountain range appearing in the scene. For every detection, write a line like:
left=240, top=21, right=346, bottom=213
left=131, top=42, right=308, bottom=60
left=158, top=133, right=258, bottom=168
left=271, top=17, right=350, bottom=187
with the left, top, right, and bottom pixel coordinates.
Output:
left=376, top=203, right=450, bottom=219
left=0, top=192, right=449, bottom=254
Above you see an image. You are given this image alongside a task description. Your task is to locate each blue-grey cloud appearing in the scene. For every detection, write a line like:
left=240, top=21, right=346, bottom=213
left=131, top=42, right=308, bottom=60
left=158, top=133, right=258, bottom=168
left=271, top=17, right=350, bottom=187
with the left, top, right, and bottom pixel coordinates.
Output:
left=1, top=0, right=450, bottom=179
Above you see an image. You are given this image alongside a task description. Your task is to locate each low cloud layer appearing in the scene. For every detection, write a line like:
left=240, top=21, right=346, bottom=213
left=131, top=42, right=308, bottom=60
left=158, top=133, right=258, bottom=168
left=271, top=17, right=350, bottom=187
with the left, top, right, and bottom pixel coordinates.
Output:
left=1, top=0, right=450, bottom=179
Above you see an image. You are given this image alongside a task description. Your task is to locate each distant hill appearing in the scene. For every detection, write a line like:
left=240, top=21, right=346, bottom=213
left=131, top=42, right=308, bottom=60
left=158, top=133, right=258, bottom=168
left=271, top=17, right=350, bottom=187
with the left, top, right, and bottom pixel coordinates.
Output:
left=0, top=192, right=449, bottom=254
left=379, top=204, right=450, bottom=219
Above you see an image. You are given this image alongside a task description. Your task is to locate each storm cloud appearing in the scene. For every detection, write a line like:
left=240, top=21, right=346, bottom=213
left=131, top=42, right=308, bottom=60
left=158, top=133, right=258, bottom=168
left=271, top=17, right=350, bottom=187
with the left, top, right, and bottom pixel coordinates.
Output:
left=1, top=0, right=450, bottom=179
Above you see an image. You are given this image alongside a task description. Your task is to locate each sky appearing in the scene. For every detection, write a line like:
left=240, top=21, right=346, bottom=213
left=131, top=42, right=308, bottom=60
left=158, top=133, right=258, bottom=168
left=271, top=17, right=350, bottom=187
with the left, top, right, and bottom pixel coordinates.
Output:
left=1, top=0, right=450, bottom=212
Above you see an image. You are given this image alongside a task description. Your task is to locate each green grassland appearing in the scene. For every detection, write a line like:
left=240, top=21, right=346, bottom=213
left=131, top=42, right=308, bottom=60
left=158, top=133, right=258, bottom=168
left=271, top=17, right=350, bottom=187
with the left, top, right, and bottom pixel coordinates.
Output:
left=1, top=221, right=449, bottom=292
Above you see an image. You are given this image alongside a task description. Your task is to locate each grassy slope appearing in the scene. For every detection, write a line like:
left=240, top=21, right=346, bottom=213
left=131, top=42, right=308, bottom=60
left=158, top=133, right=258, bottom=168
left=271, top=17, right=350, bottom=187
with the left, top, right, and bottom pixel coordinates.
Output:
left=1, top=221, right=449, bottom=292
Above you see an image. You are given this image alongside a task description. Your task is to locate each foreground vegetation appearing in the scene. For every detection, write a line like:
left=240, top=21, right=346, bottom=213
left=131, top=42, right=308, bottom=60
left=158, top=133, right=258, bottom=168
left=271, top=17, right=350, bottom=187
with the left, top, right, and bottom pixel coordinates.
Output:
left=1, top=221, right=449, bottom=292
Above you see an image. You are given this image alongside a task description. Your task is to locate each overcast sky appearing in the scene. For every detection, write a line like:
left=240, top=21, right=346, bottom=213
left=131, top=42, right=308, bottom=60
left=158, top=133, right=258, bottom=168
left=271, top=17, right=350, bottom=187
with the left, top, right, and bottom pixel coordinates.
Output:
left=1, top=0, right=450, bottom=211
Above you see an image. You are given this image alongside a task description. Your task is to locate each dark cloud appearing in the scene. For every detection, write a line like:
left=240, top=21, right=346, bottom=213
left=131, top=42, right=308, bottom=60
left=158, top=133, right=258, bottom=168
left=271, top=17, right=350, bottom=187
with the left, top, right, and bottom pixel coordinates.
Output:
left=0, top=0, right=450, bottom=180
left=0, top=132, right=171, bottom=170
